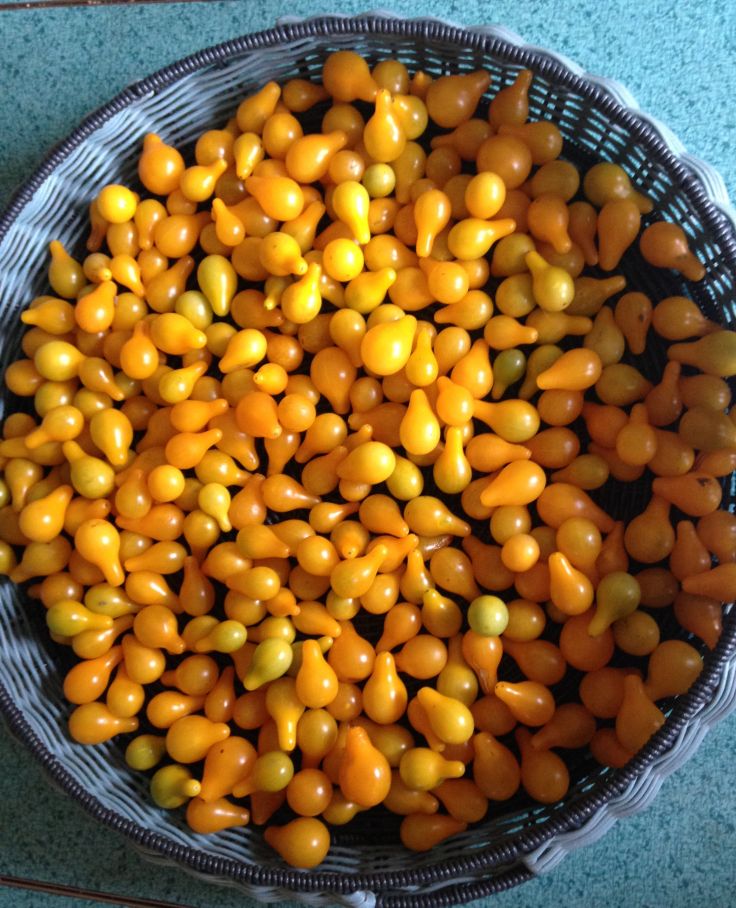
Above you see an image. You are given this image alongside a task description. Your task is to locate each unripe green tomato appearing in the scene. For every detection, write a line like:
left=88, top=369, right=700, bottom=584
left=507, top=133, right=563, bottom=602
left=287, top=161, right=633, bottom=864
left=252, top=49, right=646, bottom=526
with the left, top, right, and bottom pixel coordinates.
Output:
left=468, top=595, right=509, bottom=636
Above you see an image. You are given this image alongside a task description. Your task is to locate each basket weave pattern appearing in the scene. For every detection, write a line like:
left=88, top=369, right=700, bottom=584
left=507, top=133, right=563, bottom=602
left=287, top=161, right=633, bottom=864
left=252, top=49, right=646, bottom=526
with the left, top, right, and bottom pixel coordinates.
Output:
left=0, top=13, right=735, bottom=906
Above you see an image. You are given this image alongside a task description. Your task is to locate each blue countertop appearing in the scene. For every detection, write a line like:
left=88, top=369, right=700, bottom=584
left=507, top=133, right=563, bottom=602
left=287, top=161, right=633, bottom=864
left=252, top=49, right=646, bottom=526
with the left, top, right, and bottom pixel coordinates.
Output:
left=1, top=2, right=735, bottom=906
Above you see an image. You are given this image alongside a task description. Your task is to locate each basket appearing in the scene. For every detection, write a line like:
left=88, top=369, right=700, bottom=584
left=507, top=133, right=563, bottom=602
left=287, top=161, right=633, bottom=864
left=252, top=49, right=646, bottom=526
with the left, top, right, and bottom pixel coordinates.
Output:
left=1, top=12, right=736, bottom=907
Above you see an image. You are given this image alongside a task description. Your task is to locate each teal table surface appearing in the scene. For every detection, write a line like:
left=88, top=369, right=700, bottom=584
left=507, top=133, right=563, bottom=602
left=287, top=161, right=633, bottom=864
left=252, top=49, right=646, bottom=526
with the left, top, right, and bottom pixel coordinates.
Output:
left=1, top=2, right=735, bottom=906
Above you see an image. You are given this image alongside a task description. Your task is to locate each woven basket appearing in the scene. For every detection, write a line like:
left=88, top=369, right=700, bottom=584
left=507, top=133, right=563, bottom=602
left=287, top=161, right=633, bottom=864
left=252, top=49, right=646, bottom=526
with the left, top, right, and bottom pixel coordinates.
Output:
left=1, top=12, right=735, bottom=907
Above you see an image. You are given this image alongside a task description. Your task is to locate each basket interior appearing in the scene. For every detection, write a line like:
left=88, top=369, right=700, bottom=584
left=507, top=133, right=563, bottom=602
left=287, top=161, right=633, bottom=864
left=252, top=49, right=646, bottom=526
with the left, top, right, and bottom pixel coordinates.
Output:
left=0, top=16, right=735, bottom=892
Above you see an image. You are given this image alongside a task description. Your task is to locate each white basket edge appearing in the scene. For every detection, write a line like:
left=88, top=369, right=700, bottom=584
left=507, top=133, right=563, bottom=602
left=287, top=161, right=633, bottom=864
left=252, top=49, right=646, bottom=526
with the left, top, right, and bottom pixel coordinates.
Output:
left=521, top=656, right=736, bottom=874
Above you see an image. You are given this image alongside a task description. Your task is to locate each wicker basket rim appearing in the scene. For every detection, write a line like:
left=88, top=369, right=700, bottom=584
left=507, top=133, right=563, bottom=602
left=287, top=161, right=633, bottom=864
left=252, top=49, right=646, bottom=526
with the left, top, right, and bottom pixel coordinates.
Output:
left=1, top=12, right=735, bottom=901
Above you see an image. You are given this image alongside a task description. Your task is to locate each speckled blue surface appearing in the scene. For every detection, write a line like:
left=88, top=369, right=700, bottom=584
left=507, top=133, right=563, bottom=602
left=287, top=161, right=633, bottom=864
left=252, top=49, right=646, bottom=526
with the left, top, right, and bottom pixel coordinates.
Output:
left=0, top=2, right=735, bottom=906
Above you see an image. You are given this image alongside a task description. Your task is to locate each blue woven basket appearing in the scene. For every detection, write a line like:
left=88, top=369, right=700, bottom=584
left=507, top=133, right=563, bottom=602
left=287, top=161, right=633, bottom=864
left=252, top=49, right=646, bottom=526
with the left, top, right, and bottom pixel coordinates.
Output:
left=0, top=13, right=735, bottom=907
